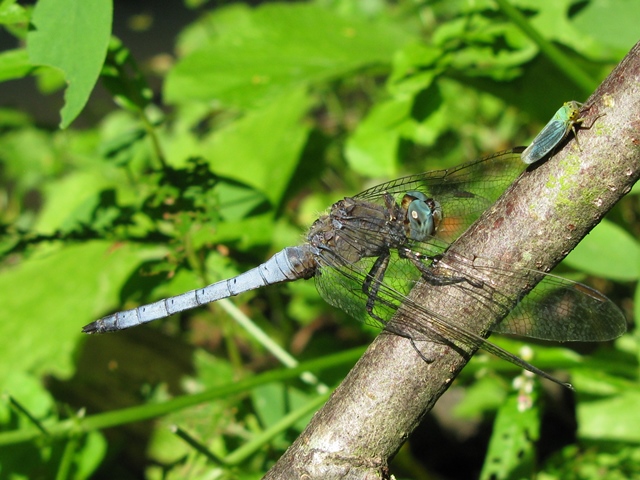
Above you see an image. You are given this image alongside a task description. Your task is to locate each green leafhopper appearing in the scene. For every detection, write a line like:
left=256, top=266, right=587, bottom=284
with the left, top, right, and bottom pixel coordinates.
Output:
left=521, top=101, right=585, bottom=165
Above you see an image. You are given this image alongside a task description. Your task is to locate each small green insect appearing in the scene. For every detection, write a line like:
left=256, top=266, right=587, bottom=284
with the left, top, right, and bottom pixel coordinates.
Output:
left=521, top=101, right=586, bottom=165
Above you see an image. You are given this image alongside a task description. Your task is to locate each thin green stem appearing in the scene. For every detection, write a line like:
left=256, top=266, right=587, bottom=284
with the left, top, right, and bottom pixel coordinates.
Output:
left=170, top=425, right=224, bottom=463
left=223, top=390, right=332, bottom=465
left=139, top=112, right=168, bottom=170
left=218, top=298, right=330, bottom=394
left=495, top=0, right=596, bottom=95
left=0, top=347, right=363, bottom=447
left=5, top=394, right=49, bottom=435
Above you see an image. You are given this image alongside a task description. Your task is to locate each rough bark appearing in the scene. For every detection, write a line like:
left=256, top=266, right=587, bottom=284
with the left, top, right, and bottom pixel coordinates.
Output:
left=264, top=41, right=640, bottom=479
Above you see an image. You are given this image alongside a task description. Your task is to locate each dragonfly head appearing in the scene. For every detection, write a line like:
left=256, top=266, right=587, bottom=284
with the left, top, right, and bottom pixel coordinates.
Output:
left=401, top=191, right=442, bottom=241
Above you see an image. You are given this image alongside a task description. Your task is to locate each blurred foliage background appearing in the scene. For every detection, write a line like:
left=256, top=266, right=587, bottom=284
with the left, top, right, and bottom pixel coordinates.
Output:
left=0, top=0, right=639, bottom=479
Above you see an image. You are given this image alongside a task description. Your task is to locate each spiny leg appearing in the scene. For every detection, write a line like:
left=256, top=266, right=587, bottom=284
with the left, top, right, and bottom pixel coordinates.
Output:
left=572, top=107, right=605, bottom=151
left=400, top=249, right=484, bottom=288
left=363, top=252, right=391, bottom=323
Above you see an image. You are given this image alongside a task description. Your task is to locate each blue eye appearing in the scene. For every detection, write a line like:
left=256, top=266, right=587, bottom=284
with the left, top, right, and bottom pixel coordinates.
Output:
left=403, top=191, right=442, bottom=241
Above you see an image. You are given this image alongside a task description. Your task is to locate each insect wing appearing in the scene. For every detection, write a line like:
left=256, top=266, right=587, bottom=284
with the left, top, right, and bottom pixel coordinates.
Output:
left=312, top=244, right=573, bottom=387
left=521, top=101, right=586, bottom=165
left=491, top=271, right=627, bottom=342
left=521, top=117, right=567, bottom=164
left=314, top=251, right=420, bottom=329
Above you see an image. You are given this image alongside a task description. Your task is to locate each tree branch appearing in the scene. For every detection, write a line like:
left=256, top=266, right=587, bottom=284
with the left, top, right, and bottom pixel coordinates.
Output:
left=265, top=41, right=640, bottom=479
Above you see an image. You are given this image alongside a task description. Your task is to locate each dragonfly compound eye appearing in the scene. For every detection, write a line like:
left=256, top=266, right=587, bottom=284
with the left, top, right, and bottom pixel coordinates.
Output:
left=402, top=191, right=439, bottom=241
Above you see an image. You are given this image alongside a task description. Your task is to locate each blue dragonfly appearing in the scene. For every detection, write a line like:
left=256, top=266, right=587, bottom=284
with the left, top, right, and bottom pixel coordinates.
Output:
left=83, top=148, right=626, bottom=387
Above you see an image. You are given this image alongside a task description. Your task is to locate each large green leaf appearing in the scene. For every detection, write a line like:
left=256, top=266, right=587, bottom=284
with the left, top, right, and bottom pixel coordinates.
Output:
left=34, top=169, right=119, bottom=234
left=563, top=219, right=640, bottom=281
left=0, top=0, right=28, bottom=26
left=578, top=390, right=640, bottom=442
left=345, top=97, right=413, bottom=178
left=510, top=0, right=632, bottom=61
left=571, top=0, right=640, bottom=54
left=480, top=387, right=540, bottom=480
left=198, top=87, right=311, bottom=206
left=165, top=2, right=411, bottom=108
left=27, top=0, right=112, bottom=128
left=0, top=241, right=161, bottom=383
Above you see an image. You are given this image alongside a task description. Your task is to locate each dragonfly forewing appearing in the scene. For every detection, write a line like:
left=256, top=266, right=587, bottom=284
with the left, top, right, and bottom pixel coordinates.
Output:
left=355, top=149, right=527, bottom=244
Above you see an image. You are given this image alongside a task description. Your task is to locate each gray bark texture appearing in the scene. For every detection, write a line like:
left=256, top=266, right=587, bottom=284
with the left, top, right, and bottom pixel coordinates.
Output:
left=264, top=41, right=640, bottom=479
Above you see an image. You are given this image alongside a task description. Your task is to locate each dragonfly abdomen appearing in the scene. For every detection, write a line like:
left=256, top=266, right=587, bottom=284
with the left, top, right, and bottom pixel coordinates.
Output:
left=82, top=246, right=317, bottom=333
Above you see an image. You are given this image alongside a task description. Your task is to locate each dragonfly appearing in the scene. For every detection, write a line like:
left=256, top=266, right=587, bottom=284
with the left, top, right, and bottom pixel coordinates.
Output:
left=521, top=101, right=586, bottom=165
left=83, top=148, right=626, bottom=387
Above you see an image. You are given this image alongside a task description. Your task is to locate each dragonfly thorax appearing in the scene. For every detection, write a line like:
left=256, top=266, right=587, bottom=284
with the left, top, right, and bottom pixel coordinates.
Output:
left=306, top=196, right=409, bottom=265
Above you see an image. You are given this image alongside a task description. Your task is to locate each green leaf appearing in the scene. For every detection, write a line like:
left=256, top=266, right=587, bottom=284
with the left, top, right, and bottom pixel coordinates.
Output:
left=199, top=87, right=311, bottom=206
left=453, top=376, right=507, bottom=419
left=252, top=383, right=286, bottom=434
left=101, top=37, right=152, bottom=114
left=0, top=48, right=32, bottom=82
left=214, top=180, right=269, bottom=222
left=0, top=127, right=58, bottom=193
left=1, top=371, right=55, bottom=421
left=387, top=43, right=441, bottom=98
left=0, top=241, right=161, bottom=383
left=34, top=169, right=117, bottom=234
left=578, top=390, right=640, bottom=442
left=27, top=0, right=112, bottom=128
left=74, top=431, right=108, bottom=479
left=510, top=0, right=618, bottom=62
left=0, top=0, right=28, bottom=26
left=572, top=0, right=640, bottom=54
left=0, top=371, right=60, bottom=479
left=563, top=219, right=640, bottom=281
left=165, top=2, right=411, bottom=108
left=634, top=283, right=640, bottom=330
left=481, top=388, right=540, bottom=480
left=542, top=443, right=640, bottom=479
left=251, top=383, right=316, bottom=436
left=345, top=97, right=412, bottom=177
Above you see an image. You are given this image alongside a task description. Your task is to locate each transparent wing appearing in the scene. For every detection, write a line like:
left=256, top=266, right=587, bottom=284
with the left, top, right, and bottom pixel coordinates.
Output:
left=316, top=245, right=625, bottom=342
left=315, top=189, right=627, bottom=344
left=521, top=119, right=567, bottom=164
left=490, top=270, right=626, bottom=341
left=315, top=249, right=427, bottom=330
left=354, top=149, right=526, bottom=243
left=313, top=247, right=559, bottom=384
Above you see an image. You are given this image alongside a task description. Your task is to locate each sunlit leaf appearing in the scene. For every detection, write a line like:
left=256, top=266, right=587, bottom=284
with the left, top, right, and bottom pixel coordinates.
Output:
left=564, top=219, right=640, bottom=281
left=165, top=2, right=411, bottom=108
left=27, top=0, right=112, bottom=128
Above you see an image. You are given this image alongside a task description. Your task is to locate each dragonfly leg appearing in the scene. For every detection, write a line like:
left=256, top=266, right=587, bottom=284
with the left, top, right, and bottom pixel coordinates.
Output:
left=410, top=337, right=434, bottom=363
left=433, top=254, right=485, bottom=288
left=362, top=252, right=389, bottom=296
left=384, top=323, right=470, bottom=364
left=400, top=249, right=484, bottom=288
left=363, top=252, right=391, bottom=321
